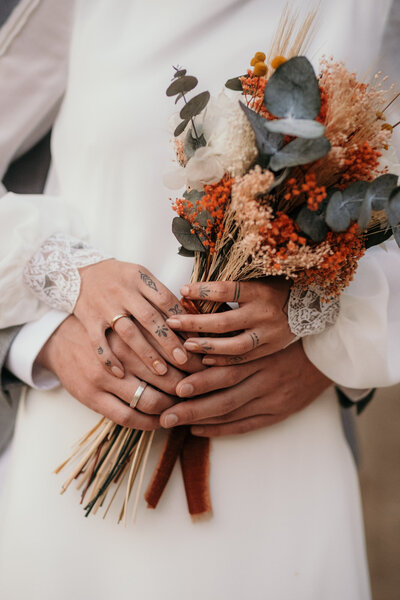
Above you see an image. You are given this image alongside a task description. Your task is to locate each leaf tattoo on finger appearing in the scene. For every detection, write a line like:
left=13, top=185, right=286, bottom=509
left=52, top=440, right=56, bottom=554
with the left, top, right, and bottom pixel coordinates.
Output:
left=199, top=285, right=211, bottom=298
left=97, top=347, right=104, bottom=355
left=155, top=324, right=169, bottom=337
left=139, top=270, right=158, bottom=292
left=169, top=304, right=183, bottom=315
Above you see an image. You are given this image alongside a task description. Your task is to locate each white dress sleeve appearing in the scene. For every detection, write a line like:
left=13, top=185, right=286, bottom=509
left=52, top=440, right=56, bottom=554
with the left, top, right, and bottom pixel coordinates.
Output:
left=0, top=0, right=82, bottom=328
left=303, top=239, right=400, bottom=388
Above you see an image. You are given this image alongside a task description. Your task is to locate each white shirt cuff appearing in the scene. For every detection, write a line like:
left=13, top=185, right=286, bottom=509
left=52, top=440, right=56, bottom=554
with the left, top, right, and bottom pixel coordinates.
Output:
left=6, top=309, right=68, bottom=389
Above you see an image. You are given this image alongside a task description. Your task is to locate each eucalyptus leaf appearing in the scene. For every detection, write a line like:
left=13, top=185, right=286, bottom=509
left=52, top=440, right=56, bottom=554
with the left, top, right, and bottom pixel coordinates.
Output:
left=196, top=209, right=213, bottom=227
left=173, top=69, right=187, bottom=79
left=175, top=92, right=184, bottom=104
left=225, top=76, right=244, bottom=91
left=325, top=191, right=351, bottom=231
left=166, top=76, right=198, bottom=97
left=296, top=206, right=329, bottom=242
left=264, top=56, right=321, bottom=120
left=172, top=217, right=205, bottom=252
left=174, top=119, right=189, bottom=137
left=386, top=187, right=400, bottom=226
left=183, top=189, right=205, bottom=203
left=178, top=246, right=195, bottom=257
left=180, top=91, right=210, bottom=120
left=269, top=136, right=331, bottom=171
left=366, top=173, right=398, bottom=210
left=264, top=117, right=325, bottom=139
left=357, top=198, right=372, bottom=230
left=184, top=130, right=206, bottom=159
left=342, top=181, right=369, bottom=219
left=239, top=101, right=283, bottom=159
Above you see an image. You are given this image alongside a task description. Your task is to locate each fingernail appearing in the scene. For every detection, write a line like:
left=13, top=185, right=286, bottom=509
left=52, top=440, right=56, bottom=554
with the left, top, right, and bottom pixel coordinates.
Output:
left=184, top=341, right=201, bottom=352
left=153, top=360, right=167, bottom=375
left=111, top=366, right=124, bottom=378
left=164, top=414, right=178, bottom=428
left=191, top=426, right=204, bottom=435
left=173, top=347, right=187, bottom=364
left=180, top=285, right=190, bottom=296
left=203, top=357, right=216, bottom=365
left=178, top=383, right=194, bottom=397
left=166, top=318, right=181, bottom=329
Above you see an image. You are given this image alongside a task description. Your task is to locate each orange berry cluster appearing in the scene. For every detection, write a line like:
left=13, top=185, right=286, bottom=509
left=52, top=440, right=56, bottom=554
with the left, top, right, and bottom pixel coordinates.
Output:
left=299, top=223, right=365, bottom=297
left=339, top=141, right=382, bottom=187
left=284, top=173, right=327, bottom=211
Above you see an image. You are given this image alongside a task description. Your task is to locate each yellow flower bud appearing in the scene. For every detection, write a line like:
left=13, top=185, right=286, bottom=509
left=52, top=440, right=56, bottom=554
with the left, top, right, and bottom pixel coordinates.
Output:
left=253, top=62, right=268, bottom=77
left=254, top=51, right=266, bottom=62
left=271, top=56, right=287, bottom=70
left=381, top=123, right=393, bottom=132
left=250, top=57, right=257, bottom=66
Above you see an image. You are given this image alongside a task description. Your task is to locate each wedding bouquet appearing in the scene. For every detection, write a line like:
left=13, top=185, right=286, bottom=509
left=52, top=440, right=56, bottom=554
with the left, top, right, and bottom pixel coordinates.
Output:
left=57, top=11, right=399, bottom=523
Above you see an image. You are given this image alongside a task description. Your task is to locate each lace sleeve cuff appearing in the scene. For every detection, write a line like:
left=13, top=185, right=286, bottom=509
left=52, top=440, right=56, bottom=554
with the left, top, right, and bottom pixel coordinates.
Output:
left=288, top=284, right=340, bottom=337
left=23, top=233, right=112, bottom=313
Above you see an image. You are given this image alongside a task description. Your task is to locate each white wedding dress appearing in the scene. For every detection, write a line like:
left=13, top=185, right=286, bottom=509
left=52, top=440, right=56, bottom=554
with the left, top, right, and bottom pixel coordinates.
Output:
left=0, top=1, right=397, bottom=598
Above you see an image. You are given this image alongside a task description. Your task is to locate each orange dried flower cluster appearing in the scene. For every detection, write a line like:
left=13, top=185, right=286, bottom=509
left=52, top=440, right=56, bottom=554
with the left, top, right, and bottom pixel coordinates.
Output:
left=240, top=70, right=271, bottom=117
left=284, top=173, right=327, bottom=210
left=338, top=141, right=382, bottom=187
left=260, top=212, right=307, bottom=269
left=298, top=223, right=365, bottom=297
left=201, top=177, right=233, bottom=252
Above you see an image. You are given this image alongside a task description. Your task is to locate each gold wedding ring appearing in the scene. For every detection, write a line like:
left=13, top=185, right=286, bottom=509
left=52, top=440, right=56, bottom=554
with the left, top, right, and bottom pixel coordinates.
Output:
left=110, top=313, right=131, bottom=331
left=130, top=381, right=148, bottom=409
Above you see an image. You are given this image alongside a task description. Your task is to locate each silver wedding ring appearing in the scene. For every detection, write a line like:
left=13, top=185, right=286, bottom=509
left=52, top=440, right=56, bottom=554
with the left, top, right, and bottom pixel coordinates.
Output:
left=130, top=381, right=148, bottom=409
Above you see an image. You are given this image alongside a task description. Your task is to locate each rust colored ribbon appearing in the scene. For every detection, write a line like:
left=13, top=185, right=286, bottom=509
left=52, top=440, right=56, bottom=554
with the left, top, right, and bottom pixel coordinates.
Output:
left=145, top=298, right=212, bottom=516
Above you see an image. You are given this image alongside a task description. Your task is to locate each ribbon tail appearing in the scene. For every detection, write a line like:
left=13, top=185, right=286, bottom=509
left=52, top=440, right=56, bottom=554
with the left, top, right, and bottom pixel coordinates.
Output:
left=180, top=432, right=212, bottom=516
left=145, top=426, right=188, bottom=509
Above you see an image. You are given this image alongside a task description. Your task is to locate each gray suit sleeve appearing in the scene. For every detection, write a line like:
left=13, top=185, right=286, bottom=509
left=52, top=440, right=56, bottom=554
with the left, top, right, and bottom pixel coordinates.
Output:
left=0, top=325, right=23, bottom=454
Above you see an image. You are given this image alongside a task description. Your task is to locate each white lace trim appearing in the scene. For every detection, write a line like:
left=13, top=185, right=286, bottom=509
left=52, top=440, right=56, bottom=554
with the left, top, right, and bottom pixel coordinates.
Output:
left=288, top=284, right=340, bottom=337
left=23, top=233, right=111, bottom=312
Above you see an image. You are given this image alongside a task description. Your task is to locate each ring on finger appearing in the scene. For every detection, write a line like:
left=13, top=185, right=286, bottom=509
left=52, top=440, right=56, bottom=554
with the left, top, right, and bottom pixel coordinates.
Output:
left=110, top=313, right=131, bottom=331
left=130, top=381, right=148, bottom=409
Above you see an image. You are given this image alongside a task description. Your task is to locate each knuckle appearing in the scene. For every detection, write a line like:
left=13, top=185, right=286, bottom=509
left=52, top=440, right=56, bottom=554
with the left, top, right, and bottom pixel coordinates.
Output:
left=118, top=412, right=135, bottom=428
left=157, top=289, right=172, bottom=307
left=115, top=318, right=134, bottom=337
left=234, top=339, right=250, bottom=354
left=140, top=308, right=157, bottom=323
left=182, top=406, right=198, bottom=423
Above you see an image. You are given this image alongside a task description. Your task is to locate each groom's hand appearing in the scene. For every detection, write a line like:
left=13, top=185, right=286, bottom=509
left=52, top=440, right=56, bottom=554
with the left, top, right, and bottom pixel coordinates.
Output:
left=37, top=315, right=189, bottom=430
left=160, top=341, right=331, bottom=436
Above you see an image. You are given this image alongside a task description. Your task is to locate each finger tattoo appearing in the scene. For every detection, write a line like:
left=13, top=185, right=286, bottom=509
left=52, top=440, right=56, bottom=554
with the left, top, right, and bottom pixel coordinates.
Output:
left=105, top=360, right=111, bottom=367
left=139, top=270, right=158, bottom=292
left=201, top=342, right=213, bottom=352
left=97, top=347, right=104, bottom=355
left=230, top=356, right=244, bottom=363
left=232, top=282, right=241, bottom=303
left=199, top=285, right=211, bottom=298
left=249, top=331, right=260, bottom=349
left=169, top=304, right=183, bottom=315
left=155, top=324, right=169, bottom=337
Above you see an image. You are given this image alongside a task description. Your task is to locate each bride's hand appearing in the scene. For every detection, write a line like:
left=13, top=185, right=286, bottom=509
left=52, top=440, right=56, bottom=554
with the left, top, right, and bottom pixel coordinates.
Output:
left=165, top=278, right=295, bottom=366
left=75, top=259, right=189, bottom=378
left=159, top=341, right=331, bottom=435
